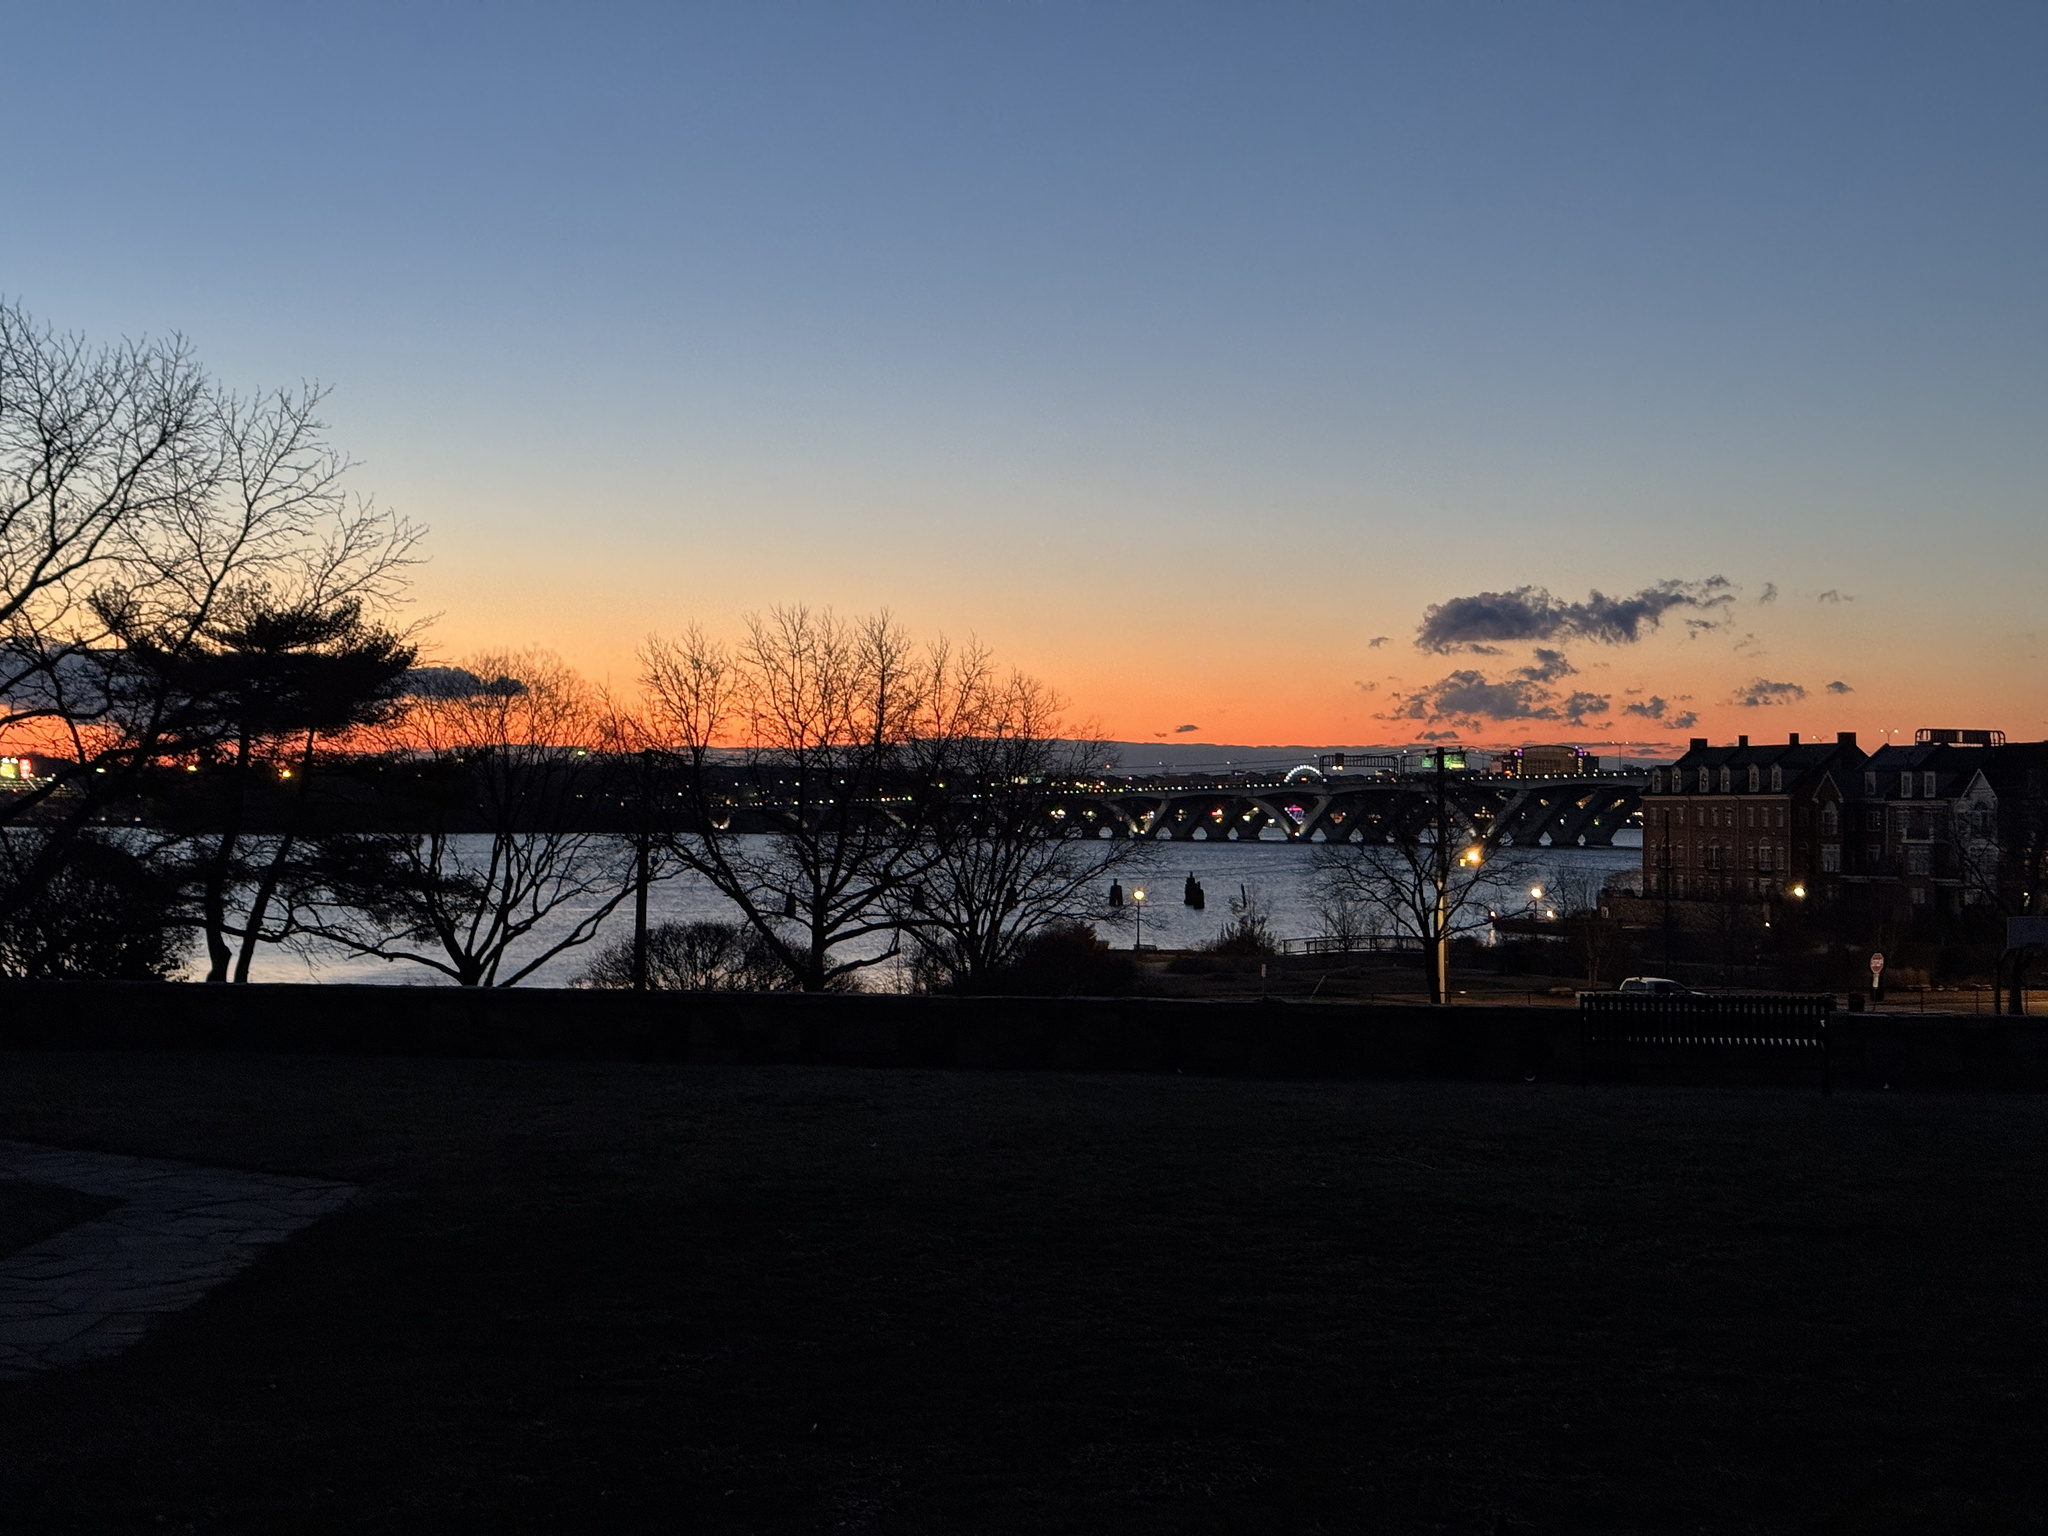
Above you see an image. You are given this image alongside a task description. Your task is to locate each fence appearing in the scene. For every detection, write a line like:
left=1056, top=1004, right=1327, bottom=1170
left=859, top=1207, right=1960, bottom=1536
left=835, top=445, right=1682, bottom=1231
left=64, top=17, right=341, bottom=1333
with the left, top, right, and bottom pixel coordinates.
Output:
left=1277, top=934, right=1425, bottom=957
left=1579, top=991, right=1833, bottom=1093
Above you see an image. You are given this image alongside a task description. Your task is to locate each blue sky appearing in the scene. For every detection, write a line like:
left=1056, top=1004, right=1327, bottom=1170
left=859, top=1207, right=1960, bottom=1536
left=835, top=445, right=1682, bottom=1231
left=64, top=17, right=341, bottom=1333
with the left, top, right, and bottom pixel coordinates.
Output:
left=6, top=2, right=2043, bottom=745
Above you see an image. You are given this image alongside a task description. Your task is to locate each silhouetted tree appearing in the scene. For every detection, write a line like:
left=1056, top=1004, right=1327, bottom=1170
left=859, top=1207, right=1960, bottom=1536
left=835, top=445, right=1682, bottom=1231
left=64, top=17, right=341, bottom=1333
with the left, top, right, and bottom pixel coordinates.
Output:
left=887, top=664, right=1138, bottom=993
left=313, top=651, right=633, bottom=986
left=144, top=593, right=415, bottom=980
left=1309, top=755, right=1516, bottom=1003
left=0, top=299, right=419, bottom=919
left=637, top=608, right=961, bottom=992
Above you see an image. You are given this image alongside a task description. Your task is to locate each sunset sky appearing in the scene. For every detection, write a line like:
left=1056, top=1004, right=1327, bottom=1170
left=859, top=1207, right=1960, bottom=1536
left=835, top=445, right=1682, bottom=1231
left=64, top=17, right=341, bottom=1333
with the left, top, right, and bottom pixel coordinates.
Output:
left=7, top=4, right=2043, bottom=756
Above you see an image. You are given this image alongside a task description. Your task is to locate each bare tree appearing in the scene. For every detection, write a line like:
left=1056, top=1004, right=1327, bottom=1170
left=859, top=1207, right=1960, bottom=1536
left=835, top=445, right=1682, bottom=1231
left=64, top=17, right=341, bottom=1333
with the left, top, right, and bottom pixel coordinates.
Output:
left=0, top=299, right=420, bottom=916
left=313, top=650, right=633, bottom=986
left=636, top=607, right=950, bottom=992
left=1550, top=865, right=1623, bottom=986
left=887, top=663, right=1139, bottom=993
left=1309, top=757, right=1516, bottom=1003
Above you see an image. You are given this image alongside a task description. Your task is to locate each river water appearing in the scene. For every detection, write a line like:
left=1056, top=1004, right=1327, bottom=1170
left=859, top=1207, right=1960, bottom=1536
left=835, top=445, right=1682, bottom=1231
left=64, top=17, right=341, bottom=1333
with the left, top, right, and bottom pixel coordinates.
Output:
left=217, top=830, right=1643, bottom=987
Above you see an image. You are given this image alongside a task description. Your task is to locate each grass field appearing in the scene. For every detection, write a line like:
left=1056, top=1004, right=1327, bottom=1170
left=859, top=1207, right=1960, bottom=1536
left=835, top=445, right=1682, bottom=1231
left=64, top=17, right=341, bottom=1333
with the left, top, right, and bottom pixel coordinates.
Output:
left=1, top=1051, right=2044, bottom=1533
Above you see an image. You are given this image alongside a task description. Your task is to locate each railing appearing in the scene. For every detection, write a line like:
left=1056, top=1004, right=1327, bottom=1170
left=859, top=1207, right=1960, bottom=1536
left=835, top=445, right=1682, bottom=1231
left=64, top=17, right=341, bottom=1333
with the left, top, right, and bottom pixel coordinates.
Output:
left=1579, top=991, right=1833, bottom=1092
left=1276, top=934, right=1425, bottom=956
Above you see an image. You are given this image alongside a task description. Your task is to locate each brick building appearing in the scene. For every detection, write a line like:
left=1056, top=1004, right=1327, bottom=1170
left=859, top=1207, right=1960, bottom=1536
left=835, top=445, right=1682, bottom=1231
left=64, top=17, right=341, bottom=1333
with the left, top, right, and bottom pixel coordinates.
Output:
left=1641, top=732, right=1864, bottom=901
left=1843, top=733, right=2048, bottom=919
left=1643, top=727, right=2048, bottom=922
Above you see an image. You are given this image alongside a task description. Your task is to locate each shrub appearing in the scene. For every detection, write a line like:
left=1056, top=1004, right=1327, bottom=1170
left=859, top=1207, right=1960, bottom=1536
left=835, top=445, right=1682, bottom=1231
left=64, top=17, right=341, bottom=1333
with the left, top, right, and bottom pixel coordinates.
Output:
left=1206, top=882, right=1277, bottom=958
left=0, top=837, right=188, bottom=980
left=577, top=920, right=798, bottom=991
left=969, top=923, right=1137, bottom=997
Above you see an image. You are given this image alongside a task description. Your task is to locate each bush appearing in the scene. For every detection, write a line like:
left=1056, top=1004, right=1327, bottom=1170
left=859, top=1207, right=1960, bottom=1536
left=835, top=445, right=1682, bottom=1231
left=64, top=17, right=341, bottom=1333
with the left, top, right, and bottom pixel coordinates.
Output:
left=1206, top=882, right=1277, bottom=958
left=577, top=920, right=798, bottom=991
left=0, top=837, right=188, bottom=980
left=966, top=923, right=1137, bottom=997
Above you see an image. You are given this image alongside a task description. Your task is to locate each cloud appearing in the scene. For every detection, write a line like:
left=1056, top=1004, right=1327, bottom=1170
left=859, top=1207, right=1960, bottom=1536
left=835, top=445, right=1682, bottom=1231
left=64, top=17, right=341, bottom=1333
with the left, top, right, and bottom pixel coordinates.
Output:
left=1367, top=635, right=1389, bottom=648
left=1518, top=648, right=1576, bottom=683
left=1623, top=695, right=1669, bottom=721
left=1354, top=680, right=1378, bottom=694
left=1380, top=668, right=1610, bottom=730
left=1672, top=711, right=1699, bottom=730
left=1732, top=678, right=1808, bottom=708
left=1414, top=577, right=1734, bottom=653
left=1817, top=589, right=1853, bottom=604
left=1174, top=723, right=1199, bottom=733
left=1825, top=680, right=1853, bottom=694
left=1758, top=583, right=1778, bottom=605
left=403, top=666, right=526, bottom=698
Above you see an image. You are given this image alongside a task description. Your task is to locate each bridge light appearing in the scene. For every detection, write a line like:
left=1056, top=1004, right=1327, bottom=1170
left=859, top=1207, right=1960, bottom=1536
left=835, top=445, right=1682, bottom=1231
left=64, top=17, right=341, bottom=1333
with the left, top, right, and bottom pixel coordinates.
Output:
left=1529, top=885, right=1543, bottom=900
left=1791, top=884, right=1806, bottom=898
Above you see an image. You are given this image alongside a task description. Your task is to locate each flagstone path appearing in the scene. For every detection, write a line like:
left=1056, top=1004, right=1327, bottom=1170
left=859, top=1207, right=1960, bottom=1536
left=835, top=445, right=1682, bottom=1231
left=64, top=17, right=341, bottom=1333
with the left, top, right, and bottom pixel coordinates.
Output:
left=0, top=1141, right=355, bottom=1381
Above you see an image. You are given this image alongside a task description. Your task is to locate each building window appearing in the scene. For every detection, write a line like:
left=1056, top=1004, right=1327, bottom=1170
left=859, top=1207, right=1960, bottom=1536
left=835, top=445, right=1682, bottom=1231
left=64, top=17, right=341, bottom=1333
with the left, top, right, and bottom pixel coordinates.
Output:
left=1821, top=845, right=1840, bottom=873
left=1651, top=769, right=1663, bottom=794
left=1911, top=887, right=1927, bottom=906
left=1698, top=767, right=1710, bottom=793
left=1865, top=772, right=1878, bottom=795
left=1822, top=805, right=1839, bottom=835
left=1906, top=846, right=1931, bottom=875
left=1901, top=771, right=1914, bottom=797
left=1770, top=765, right=1783, bottom=792
left=1867, top=842, right=1882, bottom=865
left=1923, top=771, right=1937, bottom=798
left=1719, top=767, right=1732, bottom=793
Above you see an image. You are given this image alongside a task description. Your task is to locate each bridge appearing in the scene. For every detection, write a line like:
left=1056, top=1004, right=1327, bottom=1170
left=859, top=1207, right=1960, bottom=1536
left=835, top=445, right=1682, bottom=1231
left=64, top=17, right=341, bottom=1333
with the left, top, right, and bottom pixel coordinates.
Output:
left=1044, top=768, right=1646, bottom=849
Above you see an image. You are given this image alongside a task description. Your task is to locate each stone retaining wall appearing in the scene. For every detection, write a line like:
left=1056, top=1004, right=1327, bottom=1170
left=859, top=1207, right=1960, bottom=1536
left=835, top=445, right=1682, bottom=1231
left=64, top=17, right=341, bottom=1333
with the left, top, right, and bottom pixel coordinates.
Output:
left=3, top=982, right=2044, bottom=1091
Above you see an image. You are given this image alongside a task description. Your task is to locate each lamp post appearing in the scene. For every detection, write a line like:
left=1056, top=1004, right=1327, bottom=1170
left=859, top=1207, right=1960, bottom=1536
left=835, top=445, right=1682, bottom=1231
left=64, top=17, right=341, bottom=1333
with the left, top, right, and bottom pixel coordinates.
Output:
left=1132, top=886, right=1146, bottom=950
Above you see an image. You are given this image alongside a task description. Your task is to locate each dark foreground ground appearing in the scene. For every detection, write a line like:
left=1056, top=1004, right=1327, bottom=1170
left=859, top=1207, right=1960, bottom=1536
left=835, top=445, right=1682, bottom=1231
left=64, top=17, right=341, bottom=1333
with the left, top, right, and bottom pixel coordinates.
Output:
left=0, top=1054, right=2044, bottom=1534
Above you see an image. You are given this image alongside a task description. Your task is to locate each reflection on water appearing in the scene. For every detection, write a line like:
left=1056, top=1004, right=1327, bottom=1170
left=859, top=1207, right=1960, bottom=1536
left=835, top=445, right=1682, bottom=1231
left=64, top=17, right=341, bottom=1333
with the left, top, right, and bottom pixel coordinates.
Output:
left=221, top=830, right=1643, bottom=987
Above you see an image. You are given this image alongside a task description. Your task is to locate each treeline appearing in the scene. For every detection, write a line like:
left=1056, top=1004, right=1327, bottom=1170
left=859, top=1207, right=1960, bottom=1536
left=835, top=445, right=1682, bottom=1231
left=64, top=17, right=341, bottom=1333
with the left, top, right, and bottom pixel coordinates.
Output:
left=0, top=302, right=1145, bottom=990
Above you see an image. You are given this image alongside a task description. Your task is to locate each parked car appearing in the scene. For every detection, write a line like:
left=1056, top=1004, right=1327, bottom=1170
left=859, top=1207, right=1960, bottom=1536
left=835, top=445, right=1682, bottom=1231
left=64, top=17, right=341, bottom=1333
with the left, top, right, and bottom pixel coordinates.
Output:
left=1617, top=976, right=1695, bottom=996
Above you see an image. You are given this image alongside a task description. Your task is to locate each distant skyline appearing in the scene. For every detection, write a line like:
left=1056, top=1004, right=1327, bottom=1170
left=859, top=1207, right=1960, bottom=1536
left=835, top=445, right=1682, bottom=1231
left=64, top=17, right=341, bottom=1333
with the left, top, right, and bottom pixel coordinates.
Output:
left=6, top=3, right=2043, bottom=751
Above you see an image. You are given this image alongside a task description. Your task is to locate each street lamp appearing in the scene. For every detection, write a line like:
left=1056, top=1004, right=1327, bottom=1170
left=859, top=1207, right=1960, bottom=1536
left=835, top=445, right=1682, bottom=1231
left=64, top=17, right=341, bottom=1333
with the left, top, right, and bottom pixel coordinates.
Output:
left=1132, top=886, right=1146, bottom=950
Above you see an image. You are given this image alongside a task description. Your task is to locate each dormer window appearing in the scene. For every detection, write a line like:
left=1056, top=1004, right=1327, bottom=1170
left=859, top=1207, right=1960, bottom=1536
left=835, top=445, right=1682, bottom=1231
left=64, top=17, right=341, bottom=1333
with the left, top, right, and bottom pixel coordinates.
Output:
left=1923, top=771, right=1937, bottom=798
left=1865, top=772, right=1878, bottom=795
left=1719, top=766, right=1732, bottom=793
left=1748, top=765, right=1761, bottom=792
left=1770, top=765, right=1783, bottom=792
left=1901, top=771, right=1914, bottom=797
left=1651, top=769, right=1664, bottom=794
left=1698, top=767, right=1711, bottom=793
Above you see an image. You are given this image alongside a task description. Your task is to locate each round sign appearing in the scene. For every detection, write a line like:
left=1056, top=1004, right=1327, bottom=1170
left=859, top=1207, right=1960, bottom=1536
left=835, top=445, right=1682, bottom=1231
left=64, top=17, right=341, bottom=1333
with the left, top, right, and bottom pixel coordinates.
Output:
left=1870, top=952, right=1885, bottom=976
